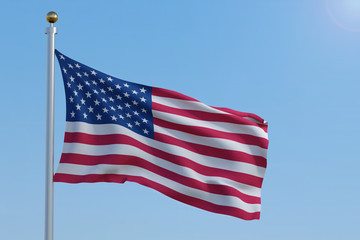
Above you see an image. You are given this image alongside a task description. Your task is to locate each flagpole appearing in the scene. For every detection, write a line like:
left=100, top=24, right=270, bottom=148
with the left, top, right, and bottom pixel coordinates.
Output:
left=45, top=11, right=58, bottom=240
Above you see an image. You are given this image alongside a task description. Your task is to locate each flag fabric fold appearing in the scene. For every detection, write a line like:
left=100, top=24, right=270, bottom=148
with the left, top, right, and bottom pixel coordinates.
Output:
left=54, top=50, right=269, bottom=220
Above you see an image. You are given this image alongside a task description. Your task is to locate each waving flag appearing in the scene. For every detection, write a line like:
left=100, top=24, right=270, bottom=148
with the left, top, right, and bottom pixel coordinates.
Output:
left=54, top=50, right=269, bottom=220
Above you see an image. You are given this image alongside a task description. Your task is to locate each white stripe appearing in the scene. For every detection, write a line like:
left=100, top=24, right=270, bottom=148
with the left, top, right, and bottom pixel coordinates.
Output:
left=154, top=124, right=268, bottom=158
left=244, top=117, right=267, bottom=125
left=56, top=163, right=261, bottom=213
left=65, top=122, right=266, bottom=178
left=153, top=110, right=268, bottom=139
left=61, top=142, right=262, bottom=197
left=152, top=96, right=229, bottom=114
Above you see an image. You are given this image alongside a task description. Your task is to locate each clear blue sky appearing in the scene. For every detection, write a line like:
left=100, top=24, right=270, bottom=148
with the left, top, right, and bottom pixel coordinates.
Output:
left=1, top=0, right=359, bottom=239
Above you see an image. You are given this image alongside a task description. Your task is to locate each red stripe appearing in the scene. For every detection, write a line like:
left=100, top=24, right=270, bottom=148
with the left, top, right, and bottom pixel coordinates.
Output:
left=53, top=173, right=260, bottom=220
left=154, top=117, right=269, bottom=149
left=58, top=153, right=261, bottom=204
left=153, top=102, right=268, bottom=132
left=214, top=107, right=267, bottom=129
left=152, top=87, right=199, bottom=101
left=64, top=132, right=265, bottom=186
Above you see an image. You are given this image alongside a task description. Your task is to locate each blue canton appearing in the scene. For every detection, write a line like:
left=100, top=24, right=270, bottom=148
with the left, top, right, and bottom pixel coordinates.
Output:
left=55, top=50, right=154, bottom=139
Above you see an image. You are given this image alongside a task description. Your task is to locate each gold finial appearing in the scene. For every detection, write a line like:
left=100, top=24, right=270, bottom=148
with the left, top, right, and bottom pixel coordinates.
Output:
left=46, top=11, right=58, bottom=23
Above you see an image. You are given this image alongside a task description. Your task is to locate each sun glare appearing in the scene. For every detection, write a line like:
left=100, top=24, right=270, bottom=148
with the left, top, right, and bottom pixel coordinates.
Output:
left=326, top=0, right=360, bottom=31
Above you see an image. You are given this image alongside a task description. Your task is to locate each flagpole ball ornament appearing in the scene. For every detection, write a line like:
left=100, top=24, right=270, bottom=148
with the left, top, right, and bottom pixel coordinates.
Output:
left=46, top=11, right=58, bottom=23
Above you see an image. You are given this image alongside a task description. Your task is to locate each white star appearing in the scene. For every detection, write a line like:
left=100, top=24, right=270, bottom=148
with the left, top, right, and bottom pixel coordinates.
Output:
left=142, top=118, right=148, bottom=123
left=132, top=100, right=138, bottom=106
left=62, top=68, right=67, bottom=74
left=141, top=108, right=147, bottom=113
left=76, top=104, right=81, bottom=110
left=69, top=96, right=74, bottom=102
left=96, top=114, right=102, bottom=120
left=115, top=84, right=121, bottom=89
left=143, top=129, right=149, bottom=135
left=132, top=90, right=138, bottom=95
left=77, top=84, right=83, bottom=90
left=76, top=72, right=82, bottom=77
left=80, top=98, right=86, bottom=105
left=140, top=87, right=147, bottom=93
left=103, top=107, right=109, bottom=113
left=94, top=99, right=100, bottom=105
left=124, top=92, right=130, bottom=98
left=88, top=106, right=94, bottom=112
left=109, top=97, right=114, bottom=102
left=100, top=89, right=106, bottom=94
left=135, top=121, right=140, bottom=126
left=108, top=87, right=113, bottom=92
left=73, top=90, right=78, bottom=96
left=101, top=98, right=107, bottom=103
left=116, top=95, right=122, bottom=100
left=127, top=123, right=133, bottom=128
left=91, top=70, right=97, bottom=76
left=75, top=63, right=80, bottom=69
left=117, top=105, right=123, bottom=110
left=124, top=83, right=129, bottom=88
left=83, top=113, right=88, bottom=119
left=110, top=106, right=116, bottom=111
left=111, top=115, right=117, bottom=121
left=85, top=81, right=90, bottom=86
left=125, top=103, right=131, bottom=108
left=140, top=97, right=146, bottom=102
left=92, top=80, right=98, bottom=86
left=83, top=72, right=89, bottom=77
left=68, top=64, right=74, bottom=69
left=126, top=113, right=132, bottom=118
left=60, top=55, right=65, bottom=60
left=119, top=114, right=124, bottom=120
left=99, top=78, right=105, bottom=84
left=107, top=77, right=113, bottom=82
left=133, top=111, right=139, bottom=116
left=67, top=82, right=71, bottom=88
left=93, top=89, right=99, bottom=94
left=85, top=92, right=92, bottom=98
left=70, top=111, right=75, bottom=118
left=70, top=76, right=75, bottom=82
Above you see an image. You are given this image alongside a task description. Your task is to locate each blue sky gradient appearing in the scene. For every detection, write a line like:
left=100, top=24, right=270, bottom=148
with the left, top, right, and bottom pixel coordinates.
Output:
left=1, top=1, right=359, bottom=239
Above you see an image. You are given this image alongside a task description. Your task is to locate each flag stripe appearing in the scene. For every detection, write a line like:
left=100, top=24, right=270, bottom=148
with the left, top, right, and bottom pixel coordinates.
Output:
left=64, top=122, right=267, bottom=169
left=214, top=107, right=268, bottom=128
left=152, top=87, right=267, bottom=130
left=154, top=117, right=269, bottom=149
left=55, top=163, right=261, bottom=213
left=154, top=132, right=267, bottom=168
left=59, top=153, right=261, bottom=204
left=152, top=87, right=200, bottom=101
left=64, top=132, right=265, bottom=178
left=54, top=173, right=260, bottom=220
left=154, top=125, right=267, bottom=158
left=152, top=87, right=267, bottom=128
left=152, top=95, right=226, bottom=115
left=152, top=110, right=268, bottom=139
left=62, top=141, right=264, bottom=189
left=152, top=102, right=268, bottom=132
left=64, top=133, right=264, bottom=193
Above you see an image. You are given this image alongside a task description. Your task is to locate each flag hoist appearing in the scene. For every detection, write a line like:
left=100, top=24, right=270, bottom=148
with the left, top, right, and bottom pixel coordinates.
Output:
left=45, top=11, right=58, bottom=240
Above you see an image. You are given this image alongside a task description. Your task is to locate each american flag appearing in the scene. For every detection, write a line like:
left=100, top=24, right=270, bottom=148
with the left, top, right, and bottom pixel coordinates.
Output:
left=53, top=50, right=269, bottom=220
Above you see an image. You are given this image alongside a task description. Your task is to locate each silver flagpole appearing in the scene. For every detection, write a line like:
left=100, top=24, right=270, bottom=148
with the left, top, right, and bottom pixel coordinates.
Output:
left=45, top=11, right=58, bottom=240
